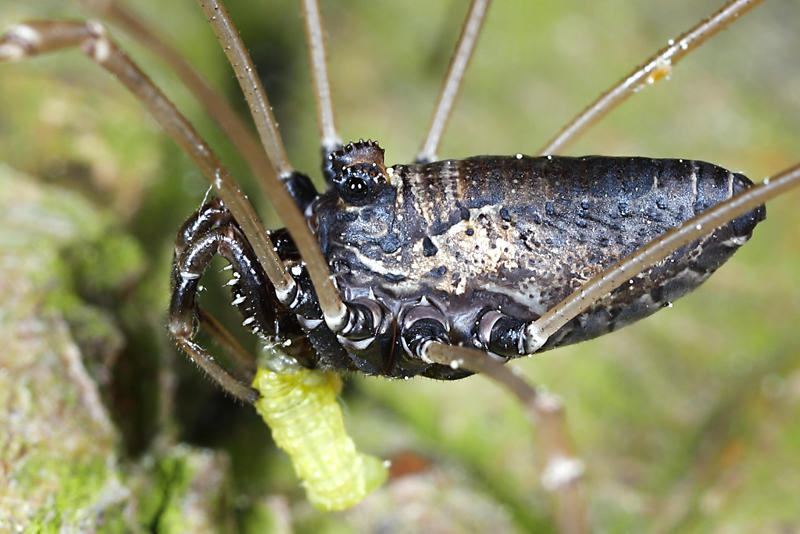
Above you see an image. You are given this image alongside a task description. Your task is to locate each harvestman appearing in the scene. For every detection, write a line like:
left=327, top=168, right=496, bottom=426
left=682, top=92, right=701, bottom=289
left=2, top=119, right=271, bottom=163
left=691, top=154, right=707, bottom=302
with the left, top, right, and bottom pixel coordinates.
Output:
left=2, top=0, right=799, bottom=529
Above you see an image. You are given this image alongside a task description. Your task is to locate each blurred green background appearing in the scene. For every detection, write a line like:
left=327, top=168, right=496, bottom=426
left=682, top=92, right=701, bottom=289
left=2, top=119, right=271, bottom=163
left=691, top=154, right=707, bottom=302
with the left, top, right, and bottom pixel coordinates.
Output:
left=1, top=1, right=799, bottom=532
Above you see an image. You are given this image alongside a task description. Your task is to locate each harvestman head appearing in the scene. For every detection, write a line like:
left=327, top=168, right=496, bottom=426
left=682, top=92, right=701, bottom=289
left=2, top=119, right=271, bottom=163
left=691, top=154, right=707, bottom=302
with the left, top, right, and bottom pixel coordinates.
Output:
left=2, top=0, right=799, bottom=528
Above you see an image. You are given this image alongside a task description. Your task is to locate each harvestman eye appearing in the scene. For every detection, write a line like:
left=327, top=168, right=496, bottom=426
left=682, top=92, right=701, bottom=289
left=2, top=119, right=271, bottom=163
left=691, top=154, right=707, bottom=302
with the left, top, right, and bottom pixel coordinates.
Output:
left=339, top=169, right=371, bottom=204
left=344, top=175, right=368, bottom=199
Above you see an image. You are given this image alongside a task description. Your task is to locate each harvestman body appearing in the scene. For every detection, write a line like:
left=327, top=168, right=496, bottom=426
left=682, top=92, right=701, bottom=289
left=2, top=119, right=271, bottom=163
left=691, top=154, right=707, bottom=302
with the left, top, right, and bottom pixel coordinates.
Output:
left=171, top=141, right=764, bottom=381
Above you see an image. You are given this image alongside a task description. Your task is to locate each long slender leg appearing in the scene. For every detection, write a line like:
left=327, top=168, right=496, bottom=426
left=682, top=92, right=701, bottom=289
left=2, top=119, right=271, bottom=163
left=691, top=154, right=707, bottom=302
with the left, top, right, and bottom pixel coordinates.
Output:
left=0, top=20, right=297, bottom=302
left=416, top=0, right=491, bottom=164
left=75, top=0, right=284, bottom=204
left=301, top=0, right=341, bottom=154
left=538, top=0, right=765, bottom=156
left=519, top=163, right=800, bottom=353
left=197, top=0, right=348, bottom=331
left=422, top=342, right=587, bottom=534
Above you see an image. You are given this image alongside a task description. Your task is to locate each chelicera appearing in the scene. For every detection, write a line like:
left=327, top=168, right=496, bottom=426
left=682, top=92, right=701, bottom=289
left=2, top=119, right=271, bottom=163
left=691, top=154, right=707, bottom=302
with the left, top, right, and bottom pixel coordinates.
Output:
left=3, top=0, right=800, bottom=526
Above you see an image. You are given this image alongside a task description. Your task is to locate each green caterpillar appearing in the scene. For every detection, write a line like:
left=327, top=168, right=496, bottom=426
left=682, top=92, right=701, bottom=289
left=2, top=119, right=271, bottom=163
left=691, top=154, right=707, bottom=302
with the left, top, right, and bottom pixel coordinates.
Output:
left=252, top=346, right=388, bottom=511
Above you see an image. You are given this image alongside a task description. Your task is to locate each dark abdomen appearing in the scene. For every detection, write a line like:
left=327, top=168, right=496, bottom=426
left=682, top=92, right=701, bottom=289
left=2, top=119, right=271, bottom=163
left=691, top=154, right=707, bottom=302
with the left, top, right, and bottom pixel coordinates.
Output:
left=398, top=155, right=765, bottom=354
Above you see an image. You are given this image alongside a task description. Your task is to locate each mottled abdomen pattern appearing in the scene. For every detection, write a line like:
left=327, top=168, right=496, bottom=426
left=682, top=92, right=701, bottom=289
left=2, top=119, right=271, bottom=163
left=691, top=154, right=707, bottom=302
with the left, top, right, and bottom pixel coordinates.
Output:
left=319, top=155, right=765, bottom=375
